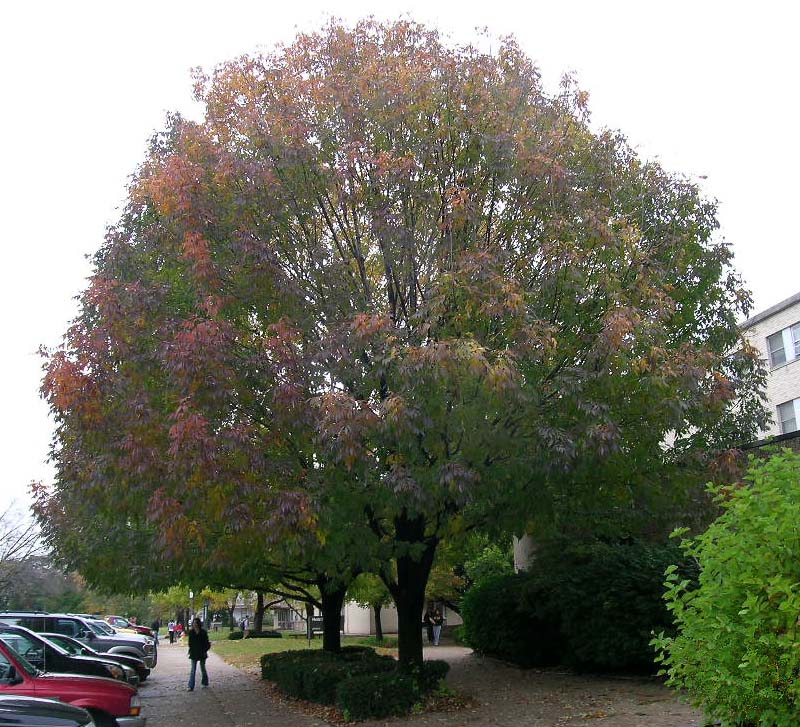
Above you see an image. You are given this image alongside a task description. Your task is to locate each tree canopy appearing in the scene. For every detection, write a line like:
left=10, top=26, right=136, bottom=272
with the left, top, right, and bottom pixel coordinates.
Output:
left=36, top=19, right=766, bottom=667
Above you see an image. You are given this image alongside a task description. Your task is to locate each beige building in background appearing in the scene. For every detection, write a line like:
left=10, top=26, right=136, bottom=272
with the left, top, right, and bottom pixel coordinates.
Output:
left=741, top=291, right=800, bottom=438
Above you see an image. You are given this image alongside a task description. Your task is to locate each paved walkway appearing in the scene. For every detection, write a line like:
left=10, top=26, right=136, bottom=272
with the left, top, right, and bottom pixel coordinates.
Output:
left=138, top=641, right=325, bottom=726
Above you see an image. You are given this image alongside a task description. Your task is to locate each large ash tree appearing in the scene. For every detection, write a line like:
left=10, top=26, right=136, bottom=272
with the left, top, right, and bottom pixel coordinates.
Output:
left=38, top=20, right=766, bottom=669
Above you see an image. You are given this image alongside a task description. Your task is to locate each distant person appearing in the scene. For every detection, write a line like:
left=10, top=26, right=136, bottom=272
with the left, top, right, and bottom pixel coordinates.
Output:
left=167, top=619, right=176, bottom=644
left=241, top=615, right=250, bottom=639
left=151, top=618, right=161, bottom=643
left=187, top=617, right=211, bottom=691
left=176, top=622, right=184, bottom=641
left=423, top=608, right=434, bottom=644
left=431, top=608, right=444, bottom=646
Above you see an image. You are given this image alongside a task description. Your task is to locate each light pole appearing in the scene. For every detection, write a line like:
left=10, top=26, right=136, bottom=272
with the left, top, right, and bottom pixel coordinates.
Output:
left=189, top=590, right=194, bottom=622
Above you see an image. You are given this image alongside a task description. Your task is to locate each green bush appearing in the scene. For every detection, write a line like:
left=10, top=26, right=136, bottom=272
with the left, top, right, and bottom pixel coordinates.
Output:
left=336, top=672, right=418, bottom=720
left=653, top=451, right=800, bottom=727
left=414, top=659, right=450, bottom=692
left=536, top=539, right=690, bottom=672
left=228, top=629, right=282, bottom=640
left=460, top=572, right=564, bottom=667
left=260, top=647, right=396, bottom=704
left=461, top=539, right=690, bottom=672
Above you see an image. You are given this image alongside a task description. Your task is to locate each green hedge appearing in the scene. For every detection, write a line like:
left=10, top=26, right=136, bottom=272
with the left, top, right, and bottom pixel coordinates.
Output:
left=544, top=540, right=691, bottom=671
left=460, top=572, right=564, bottom=667
left=461, top=539, right=692, bottom=672
left=336, top=672, right=418, bottom=720
left=227, top=629, right=282, bottom=640
left=260, top=647, right=395, bottom=704
left=260, top=648, right=450, bottom=718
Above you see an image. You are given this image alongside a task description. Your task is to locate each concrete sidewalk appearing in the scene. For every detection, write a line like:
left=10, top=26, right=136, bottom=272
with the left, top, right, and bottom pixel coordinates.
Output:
left=137, top=640, right=326, bottom=726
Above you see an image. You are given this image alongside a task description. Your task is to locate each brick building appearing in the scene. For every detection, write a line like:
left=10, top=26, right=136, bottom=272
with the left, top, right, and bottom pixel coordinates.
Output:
left=740, top=291, right=800, bottom=437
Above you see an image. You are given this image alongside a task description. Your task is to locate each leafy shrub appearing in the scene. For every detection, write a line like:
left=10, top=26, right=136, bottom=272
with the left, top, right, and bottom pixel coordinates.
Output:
left=464, top=542, right=514, bottom=587
left=336, top=672, right=418, bottom=720
left=260, top=647, right=396, bottom=704
left=534, top=539, right=689, bottom=672
left=653, top=451, right=800, bottom=727
left=460, top=573, right=563, bottom=667
left=414, top=659, right=450, bottom=692
left=228, top=629, right=282, bottom=640
left=461, top=539, right=690, bottom=672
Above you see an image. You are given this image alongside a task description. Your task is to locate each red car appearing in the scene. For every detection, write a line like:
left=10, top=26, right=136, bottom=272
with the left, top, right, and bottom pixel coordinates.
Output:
left=0, top=640, right=144, bottom=726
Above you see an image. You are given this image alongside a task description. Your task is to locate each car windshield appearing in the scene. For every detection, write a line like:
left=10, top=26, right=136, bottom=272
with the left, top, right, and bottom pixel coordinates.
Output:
left=0, top=642, right=39, bottom=677
left=43, top=634, right=84, bottom=655
left=89, top=621, right=114, bottom=636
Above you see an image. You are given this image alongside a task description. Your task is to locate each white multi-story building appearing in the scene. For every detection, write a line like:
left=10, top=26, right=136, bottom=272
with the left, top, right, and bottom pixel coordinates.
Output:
left=741, top=291, right=800, bottom=437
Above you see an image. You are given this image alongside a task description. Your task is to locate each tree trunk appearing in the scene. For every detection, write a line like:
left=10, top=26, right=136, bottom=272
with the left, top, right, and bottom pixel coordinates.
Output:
left=388, top=513, right=438, bottom=671
left=254, top=591, right=265, bottom=633
left=373, top=604, right=383, bottom=641
left=227, top=604, right=236, bottom=632
left=320, top=582, right=346, bottom=653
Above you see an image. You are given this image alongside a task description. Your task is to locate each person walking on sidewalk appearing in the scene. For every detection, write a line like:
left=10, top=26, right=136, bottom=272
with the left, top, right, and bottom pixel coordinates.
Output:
left=167, top=619, right=176, bottom=644
left=187, top=617, right=211, bottom=691
left=431, top=608, right=444, bottom=646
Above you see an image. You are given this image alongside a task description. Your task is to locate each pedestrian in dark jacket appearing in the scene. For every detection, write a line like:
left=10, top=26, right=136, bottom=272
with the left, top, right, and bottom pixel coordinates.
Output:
left=431, top=608, right=444, bottom=646
left=423, top=608, right=434, bottom=644
left=187, top=617, right=211, bottom=691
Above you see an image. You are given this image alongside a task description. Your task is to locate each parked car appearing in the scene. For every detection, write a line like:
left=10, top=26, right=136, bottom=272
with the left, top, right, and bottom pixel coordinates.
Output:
left=0, top=613, right=157, bottom=670
left=105, top=616, right=154, bottom=638
left=0, top=695, right=96, bottom=726
left=42, top=632, right=150, bottom=683
left=0, top=639, right=144, bottom=726
left=0, top=624, right=138, bottom=687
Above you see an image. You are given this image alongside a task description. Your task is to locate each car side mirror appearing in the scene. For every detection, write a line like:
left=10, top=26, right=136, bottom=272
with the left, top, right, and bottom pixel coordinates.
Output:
left=7, top=666, right=23, bottom=686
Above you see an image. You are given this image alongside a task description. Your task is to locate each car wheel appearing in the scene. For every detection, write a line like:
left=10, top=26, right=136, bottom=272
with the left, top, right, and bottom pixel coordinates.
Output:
left=88, top=710, right=117, bottom=727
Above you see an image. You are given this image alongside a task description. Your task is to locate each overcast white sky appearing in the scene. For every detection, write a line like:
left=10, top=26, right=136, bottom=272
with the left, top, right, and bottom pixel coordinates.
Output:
left=1, top=0, right=798, bottom=513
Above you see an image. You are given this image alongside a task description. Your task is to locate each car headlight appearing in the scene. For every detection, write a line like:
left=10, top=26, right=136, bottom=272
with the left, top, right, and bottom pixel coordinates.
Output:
left=129, top=695, right=142, bottom=717
left=107, top=664, right=124, bottom=680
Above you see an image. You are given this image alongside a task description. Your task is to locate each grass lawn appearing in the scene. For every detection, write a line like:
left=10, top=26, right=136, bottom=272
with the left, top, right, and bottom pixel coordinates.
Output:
left=210, top=631, right=399, bottom=672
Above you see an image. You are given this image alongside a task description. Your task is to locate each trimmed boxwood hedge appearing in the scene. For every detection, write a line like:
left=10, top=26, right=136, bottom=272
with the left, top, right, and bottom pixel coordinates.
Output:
left=260, top=647, right=396, bottom=704
left=227, top=629, right=282, bottom=640
left=336, top=672, right=418, bottom=720
left=260, top=648, right=450, bottom=718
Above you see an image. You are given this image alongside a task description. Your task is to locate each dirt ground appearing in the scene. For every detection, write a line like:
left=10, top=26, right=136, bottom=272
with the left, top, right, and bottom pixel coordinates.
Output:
left=248, top=643, right=706, bottom=727
left=384, top=645, right=705, bottom=727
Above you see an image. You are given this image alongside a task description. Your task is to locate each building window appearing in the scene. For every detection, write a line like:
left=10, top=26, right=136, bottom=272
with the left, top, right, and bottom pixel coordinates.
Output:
left=777, top=399, right=799, bottom=434
left=767, top=322, right=800, bottom=368
left=768, top=331, right=786, bottom=367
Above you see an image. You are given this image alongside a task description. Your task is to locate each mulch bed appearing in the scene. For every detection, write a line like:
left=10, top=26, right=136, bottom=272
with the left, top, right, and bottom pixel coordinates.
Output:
left=253, top=675, right=479, bottom=725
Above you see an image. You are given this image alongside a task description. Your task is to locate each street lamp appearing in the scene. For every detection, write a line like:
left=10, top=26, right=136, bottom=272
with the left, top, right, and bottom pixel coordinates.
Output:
left=189, top=590, right=194, bottom=622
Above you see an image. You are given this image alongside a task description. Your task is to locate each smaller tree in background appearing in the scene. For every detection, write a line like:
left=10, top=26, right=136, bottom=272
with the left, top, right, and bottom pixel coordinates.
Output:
left=463, top=540, right=514, bottom=592
left=150, top=585, right=193, bottom=625
left=0, top=505, right=43, bottom=604
left=348, top=574, right=393, bottom=641
left=653, top=450, right=800, bottom=727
